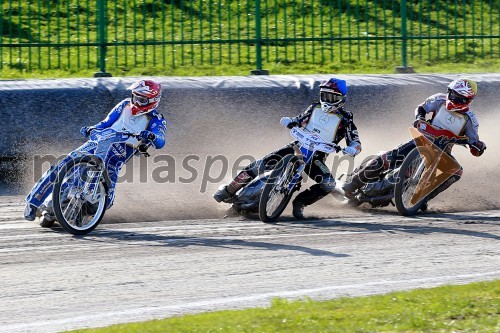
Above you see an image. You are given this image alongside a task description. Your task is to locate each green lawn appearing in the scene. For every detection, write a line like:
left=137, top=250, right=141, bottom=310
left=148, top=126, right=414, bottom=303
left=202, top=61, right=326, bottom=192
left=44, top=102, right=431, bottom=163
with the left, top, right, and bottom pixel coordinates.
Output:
left=1, top=0, right=498, bottom=78
left=69, top=280, right=500, bottom=333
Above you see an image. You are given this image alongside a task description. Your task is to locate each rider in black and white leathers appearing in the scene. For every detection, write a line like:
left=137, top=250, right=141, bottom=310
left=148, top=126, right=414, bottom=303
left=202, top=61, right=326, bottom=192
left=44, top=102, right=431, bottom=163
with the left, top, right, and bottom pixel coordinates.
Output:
left=213, top=78, right=362, bottom=219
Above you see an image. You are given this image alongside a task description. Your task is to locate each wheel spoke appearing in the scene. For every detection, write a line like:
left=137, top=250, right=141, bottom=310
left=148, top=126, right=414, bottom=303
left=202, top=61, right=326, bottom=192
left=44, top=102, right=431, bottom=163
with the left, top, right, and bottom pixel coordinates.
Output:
left=266, top=190, right=285, bottom=216
left=401, top=157, right=424, bottom=208
left=259, top=155, right=299, bottom=223
left=265, top=163, right=293, bottom=216
left=55, top=160, right=107, bottom=233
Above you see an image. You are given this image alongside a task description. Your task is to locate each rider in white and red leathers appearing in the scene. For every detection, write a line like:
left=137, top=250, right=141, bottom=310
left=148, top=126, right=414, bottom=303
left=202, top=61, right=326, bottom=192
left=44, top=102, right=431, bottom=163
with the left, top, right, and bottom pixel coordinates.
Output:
left=24, top=79, right=167, bottom=222
left=342, top=78, right=486, bottom=207
left=213, top=78, right=362, bottom=219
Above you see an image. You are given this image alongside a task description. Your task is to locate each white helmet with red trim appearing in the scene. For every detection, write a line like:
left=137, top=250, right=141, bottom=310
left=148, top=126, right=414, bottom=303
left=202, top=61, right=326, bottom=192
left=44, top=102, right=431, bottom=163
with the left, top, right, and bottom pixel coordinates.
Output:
left=129, top=79, right=162, bottom=116
left=446, top=78, right=477, bottom=113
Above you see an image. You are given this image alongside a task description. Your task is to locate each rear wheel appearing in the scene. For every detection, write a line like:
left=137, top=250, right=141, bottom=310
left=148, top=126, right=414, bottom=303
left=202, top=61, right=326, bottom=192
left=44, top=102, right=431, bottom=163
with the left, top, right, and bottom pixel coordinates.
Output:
left=259, top=155, right=300, bottom=223
left=394, top=148, right=426, bottom=216
left=52, top=156, right=108, bottom=235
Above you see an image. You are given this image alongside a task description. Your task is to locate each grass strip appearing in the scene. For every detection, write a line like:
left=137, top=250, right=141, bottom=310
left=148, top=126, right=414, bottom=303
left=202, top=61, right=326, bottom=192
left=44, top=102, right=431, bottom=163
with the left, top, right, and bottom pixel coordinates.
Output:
left=70, top=279, right=500, bottom=333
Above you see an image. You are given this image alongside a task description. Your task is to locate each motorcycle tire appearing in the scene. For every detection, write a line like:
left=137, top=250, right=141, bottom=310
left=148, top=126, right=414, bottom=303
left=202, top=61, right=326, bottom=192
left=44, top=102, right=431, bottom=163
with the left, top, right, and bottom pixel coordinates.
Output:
left=394, top=147, right=427, bottom=216
left=52, top=156, right=108, bottom=235
left=259, top=154, right=299, bottom=223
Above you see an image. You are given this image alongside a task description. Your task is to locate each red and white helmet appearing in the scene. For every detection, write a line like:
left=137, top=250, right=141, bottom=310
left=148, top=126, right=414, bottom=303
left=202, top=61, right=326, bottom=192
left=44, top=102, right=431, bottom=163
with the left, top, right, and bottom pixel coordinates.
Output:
left=129, top=79, right=162, bottom=116
left=446, top=78, right=477, bottom=113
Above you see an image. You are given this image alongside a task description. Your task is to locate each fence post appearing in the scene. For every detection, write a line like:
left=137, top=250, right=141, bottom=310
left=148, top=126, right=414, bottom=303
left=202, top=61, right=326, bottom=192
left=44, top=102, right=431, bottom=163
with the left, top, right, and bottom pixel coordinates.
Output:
left=94, top=0, right=112, bottom=77
left=396, top=0, right=414, bottom=73
left=250, top=0, right=269, bottom=75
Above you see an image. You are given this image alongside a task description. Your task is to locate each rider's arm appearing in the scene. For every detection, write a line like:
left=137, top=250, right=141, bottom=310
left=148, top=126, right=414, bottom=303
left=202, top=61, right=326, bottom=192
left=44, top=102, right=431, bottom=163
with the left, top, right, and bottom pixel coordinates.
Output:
left=414, top=93, right=444, bottom=120
left=463, top=112, right=480, bottom=143
left=343, top=114, right=362, bottom=157
left=146, top=113, right=167, bottom=149
left=463, top=111, right=486, bottom=156
left=295, top=103, right=317, bottom=125
left=281, top=103, right=316, bottom=128
left=93, top=100, right=129, bottom=129
left=415, top=106, right=427, bottom=120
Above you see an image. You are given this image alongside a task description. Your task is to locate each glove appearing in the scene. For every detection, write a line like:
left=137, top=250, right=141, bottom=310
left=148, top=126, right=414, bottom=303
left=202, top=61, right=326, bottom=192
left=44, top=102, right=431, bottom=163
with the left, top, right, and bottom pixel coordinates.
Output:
left=139, top=130, right=156, bottom=143
left=280, top=117, right=298, bottom=129
left=137, top=143, right=150, bottom=157
left=469, top=140, right=486, bottom=157
left=343, top=146, right=358, bottom=157
left=412, top=118, right=426, bottom=128
left=80, top=126, right=95, bottom=137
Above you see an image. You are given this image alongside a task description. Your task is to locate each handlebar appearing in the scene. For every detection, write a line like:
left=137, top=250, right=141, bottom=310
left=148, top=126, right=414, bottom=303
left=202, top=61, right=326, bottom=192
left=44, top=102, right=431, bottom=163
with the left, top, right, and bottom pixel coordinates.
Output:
left=289, top=126, right=346, bottom=155
left=88, top=128, right=153, bottom=156
left=413, top=120, right=470, bottom=146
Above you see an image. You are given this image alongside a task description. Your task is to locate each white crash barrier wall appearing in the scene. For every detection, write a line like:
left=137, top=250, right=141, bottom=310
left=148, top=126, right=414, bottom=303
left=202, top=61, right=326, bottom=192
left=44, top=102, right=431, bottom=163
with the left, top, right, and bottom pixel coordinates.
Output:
left=1, top=73, right=499, bottom=158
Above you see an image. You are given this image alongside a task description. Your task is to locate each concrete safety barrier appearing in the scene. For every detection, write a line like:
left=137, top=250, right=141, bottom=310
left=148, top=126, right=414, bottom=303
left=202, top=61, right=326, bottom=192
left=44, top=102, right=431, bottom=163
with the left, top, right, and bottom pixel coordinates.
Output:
left=1, top=73, right=499, bottom=159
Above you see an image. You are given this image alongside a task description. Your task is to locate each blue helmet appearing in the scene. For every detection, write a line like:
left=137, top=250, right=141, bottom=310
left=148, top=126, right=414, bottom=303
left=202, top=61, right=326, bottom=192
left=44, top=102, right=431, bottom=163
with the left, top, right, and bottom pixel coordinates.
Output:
left=319, top=78, right=347, bottom=113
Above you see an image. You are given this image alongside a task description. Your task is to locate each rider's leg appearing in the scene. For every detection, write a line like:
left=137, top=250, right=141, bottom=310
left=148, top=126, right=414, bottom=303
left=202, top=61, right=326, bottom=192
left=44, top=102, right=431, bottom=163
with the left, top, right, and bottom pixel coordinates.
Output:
left=213, top=145, right=294, bottom=203
left=342, top=140, right=416, bottom=198
left=422, top=166, right=463, bottom=210
left=292, top=159, right=336, bottom=219
left=24, top=142, right=96, bottom=221
left=104, top=168, right=119, bottom=210
left=103, top=148, right=135, bottom=210
left=24, top=156, right=74, bottom=220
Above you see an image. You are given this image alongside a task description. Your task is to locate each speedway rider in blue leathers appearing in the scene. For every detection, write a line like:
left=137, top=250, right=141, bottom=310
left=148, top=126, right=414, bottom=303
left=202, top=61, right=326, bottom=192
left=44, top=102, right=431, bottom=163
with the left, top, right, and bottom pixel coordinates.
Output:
left=342, top=78, right=487, bottom=209
left=213, top=78, right=362, bottom=219
left=24, top=79, right=167, bottom=223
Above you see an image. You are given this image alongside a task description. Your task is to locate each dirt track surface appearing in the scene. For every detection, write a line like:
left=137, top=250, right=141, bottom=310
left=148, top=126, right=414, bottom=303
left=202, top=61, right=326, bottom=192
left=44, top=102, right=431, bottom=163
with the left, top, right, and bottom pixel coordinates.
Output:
left=0, top=196, right=499, bottom=333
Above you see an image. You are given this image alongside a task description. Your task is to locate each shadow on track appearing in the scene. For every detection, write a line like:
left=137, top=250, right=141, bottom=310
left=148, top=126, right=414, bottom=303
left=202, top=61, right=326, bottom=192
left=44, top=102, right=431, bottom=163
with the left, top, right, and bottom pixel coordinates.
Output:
left=63, top=227, right=350, bottom=258
left=273, top=216, right=500, bottom=241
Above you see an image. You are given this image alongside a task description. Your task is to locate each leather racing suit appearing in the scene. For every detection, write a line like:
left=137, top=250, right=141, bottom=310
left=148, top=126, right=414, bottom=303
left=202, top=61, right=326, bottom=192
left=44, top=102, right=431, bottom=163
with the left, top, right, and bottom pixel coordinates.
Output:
left=25, top=99, right=167, bottom=215
left=344, top=93, right=484, bottom=201
left=218, top=102, right=361, bottom=208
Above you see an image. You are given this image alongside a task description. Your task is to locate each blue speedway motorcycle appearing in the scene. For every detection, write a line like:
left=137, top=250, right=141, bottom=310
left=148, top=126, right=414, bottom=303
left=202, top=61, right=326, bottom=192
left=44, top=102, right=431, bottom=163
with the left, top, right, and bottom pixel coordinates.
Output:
left=258, top=127, right=343, bottom=222
left=225, top=126, right=344, bottom=222
left=37, top=128, right=150, bottom=235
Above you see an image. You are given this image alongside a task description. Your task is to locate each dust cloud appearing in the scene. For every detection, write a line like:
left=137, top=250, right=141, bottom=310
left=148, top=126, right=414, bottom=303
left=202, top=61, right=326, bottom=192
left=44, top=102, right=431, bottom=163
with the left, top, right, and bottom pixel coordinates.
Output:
left=10, top=82, right=500, bottom=223
left=106, top=93, right=499, bottom=223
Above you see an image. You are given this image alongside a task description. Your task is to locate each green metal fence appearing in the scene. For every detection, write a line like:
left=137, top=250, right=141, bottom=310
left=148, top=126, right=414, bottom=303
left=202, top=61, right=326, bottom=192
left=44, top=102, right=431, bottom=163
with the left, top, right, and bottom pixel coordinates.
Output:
left=0, top=0, right=498, bottom=76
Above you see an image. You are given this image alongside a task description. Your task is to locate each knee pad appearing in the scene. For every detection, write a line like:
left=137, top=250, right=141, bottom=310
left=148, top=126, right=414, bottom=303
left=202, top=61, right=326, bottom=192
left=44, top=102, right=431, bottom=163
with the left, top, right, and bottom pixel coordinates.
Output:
left=319, top=175, right=336, bottom=193
left=357, top=155, right=385, bottom=183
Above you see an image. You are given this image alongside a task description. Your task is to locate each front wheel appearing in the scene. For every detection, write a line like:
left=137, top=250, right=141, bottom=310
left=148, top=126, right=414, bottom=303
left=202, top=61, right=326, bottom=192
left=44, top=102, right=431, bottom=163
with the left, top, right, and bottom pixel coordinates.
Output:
left=259, top=154, right=300, bottom=223
left=52, top=156, right=108, bottom=235
left=394, top=147, right=426, bottom=216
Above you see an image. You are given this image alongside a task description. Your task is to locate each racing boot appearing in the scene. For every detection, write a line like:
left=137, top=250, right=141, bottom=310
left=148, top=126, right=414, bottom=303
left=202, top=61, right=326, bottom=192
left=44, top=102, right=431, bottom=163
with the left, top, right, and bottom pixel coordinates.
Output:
left=213, top=186, right=233, bottom=203
left=421, top=173, right=461, bottom=211
left=292, top=184, right=328, bottom=219
left=24, top=203, right=39, bottom=221
left=213, top=171, right=253, bottom=203
left=292, top=199, right=305, bottom=219
left=39, top=210, right=57, bottom=228
left=341, top=176, right=364, bottom=199
left=342, top=155, right=385, bottom=199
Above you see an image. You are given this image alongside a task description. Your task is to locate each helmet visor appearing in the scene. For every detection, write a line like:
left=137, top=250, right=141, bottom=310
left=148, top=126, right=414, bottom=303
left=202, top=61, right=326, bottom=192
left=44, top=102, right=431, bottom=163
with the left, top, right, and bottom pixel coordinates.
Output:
left=448, top=90, right=472, bottom=105
left=320, top=91, right=343, bottom=104
left=132, top=95, right=151, bottom=106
